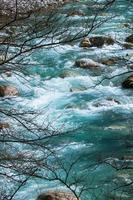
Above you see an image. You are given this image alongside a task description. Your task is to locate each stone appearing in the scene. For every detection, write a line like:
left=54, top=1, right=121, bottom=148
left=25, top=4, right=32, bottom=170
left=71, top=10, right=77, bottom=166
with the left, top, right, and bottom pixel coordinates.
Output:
left=122, top=75, right=133, bottom=88
left=80, top=36, right=114, bottom=48
left=0, top=86, right=19, bottom=97
left=75, top=58, right=103, bottom=68
left=67, top=10, right=85, bottom=17
left=89, top=36, right=114, bottom=47
left=125, top=34, right=133, bottom=43
left=5, top=71, right=12, bottom=77
left=123, top=42, right=133, bottom=49
left=37, top=191, right=77, bottom=200
left=106, top=97, right=121, bottom=104
left=80, top=37, right=91, bottom=48
left=59, top=70, right=79, bottom=78
left=0, top=123, right=10, bottom=130
left=93, top=98, right=120, bottom=108
left=101, top=57, right=120, bottom=65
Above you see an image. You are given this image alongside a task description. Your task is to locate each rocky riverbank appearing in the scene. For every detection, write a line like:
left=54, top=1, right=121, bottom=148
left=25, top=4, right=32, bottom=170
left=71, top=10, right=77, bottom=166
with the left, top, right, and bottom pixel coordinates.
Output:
left=0, top=0, right=77, bottom=15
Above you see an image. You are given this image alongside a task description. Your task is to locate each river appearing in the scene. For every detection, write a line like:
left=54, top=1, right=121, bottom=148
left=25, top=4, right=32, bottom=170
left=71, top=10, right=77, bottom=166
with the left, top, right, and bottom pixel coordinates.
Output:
left=1, top=0, right=133, bottom=200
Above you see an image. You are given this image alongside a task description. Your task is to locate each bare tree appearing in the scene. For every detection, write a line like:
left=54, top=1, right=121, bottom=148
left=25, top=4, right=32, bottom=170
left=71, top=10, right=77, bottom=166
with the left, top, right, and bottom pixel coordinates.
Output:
left=1, top=0, right=132, bottom=200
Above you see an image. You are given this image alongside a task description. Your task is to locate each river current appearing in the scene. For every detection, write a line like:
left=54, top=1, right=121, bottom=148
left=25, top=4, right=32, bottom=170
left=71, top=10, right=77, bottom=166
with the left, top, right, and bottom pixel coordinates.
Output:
left=1, top=0, right=133, bottom=200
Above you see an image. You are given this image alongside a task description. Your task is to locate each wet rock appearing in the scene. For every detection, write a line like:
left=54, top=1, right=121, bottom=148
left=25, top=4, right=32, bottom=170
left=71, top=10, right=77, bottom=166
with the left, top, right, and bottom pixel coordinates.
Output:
left=0, top=123, right=10, bottom=130
left=122, top=75, right=133, bottom=88
left=70, top=86, right=87, bottom=92
left=0, top=86, right=19, bottom=97
left=80, top=36, right=114, bottom=48
left=122, top=155, right=133, bottom=161
left=63, top=0, right=79, bottom=3
left=93, top=98, right=120, bottom=107
left=101, top=57, right=120, bottom=65
left=106, top=97, right=121, bottom=104
left=80, top=37, right=91, bottom=48
left=75, top=58, right=103, bottom=68
left=0, top=55, right=5, bottom=63
left=89, top=36, right=115, bottom=47
left=5, top=71, right=12, bottom=77
left=59, top=70, right=79, bottom=78
left=37, top=191, right=77, bottom=200
left=67, top=10, right=85, bottom=17
left=123, top=23, right=130, bottom=28
left=123, top=42, right=133, bottom=49
left=127, top=63, right=133, bottom=69
left=125, top=34, right=133, bottom=43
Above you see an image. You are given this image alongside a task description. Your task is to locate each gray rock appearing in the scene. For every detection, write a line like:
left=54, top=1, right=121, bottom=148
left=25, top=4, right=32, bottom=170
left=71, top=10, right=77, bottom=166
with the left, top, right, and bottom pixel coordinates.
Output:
left=75, top=58, right=103, bottom=68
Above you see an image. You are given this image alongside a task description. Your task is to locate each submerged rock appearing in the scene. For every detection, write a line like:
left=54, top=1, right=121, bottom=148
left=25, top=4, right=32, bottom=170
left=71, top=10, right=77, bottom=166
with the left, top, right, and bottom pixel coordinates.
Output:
left=0, top=86, right=19, bottom=97
left=80, top=36, right=114, bottom=48
left=59, top=70, right=80, bottom=78
left=106, top=97, right=121, bottom=104
left=70, top=86, right=87, bottom=92
left=67, top=10, right=85, bottom=17
left=75, top=58, right=103, bottom=68
left=37, top=191, right=77, bottom=200
left=125, top=34, right=133, bottom=43
left=122, top=75, right=133, bottom=88
left=101, top=57, right=121, bottom=65
left=93, top=98, right=120, bottom=108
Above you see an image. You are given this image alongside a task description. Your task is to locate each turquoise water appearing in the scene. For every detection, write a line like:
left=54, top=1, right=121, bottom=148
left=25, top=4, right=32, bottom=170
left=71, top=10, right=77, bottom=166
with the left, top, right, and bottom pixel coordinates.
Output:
left=1, top=0, right=133, bottom=200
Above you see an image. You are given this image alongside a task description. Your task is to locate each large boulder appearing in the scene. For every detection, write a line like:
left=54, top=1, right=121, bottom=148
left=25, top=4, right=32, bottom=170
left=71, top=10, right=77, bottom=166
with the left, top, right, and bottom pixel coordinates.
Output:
left=125, top=34, right=133, bottom=43
left=37, top=191, right=77, bottom=200
left=80, top=36, right=114, bottom=48
left=122, top=75, right=133, bottom=88
left=0, top=86, right=19, bottom=97
left=75, top=58, right=103, bottom=68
